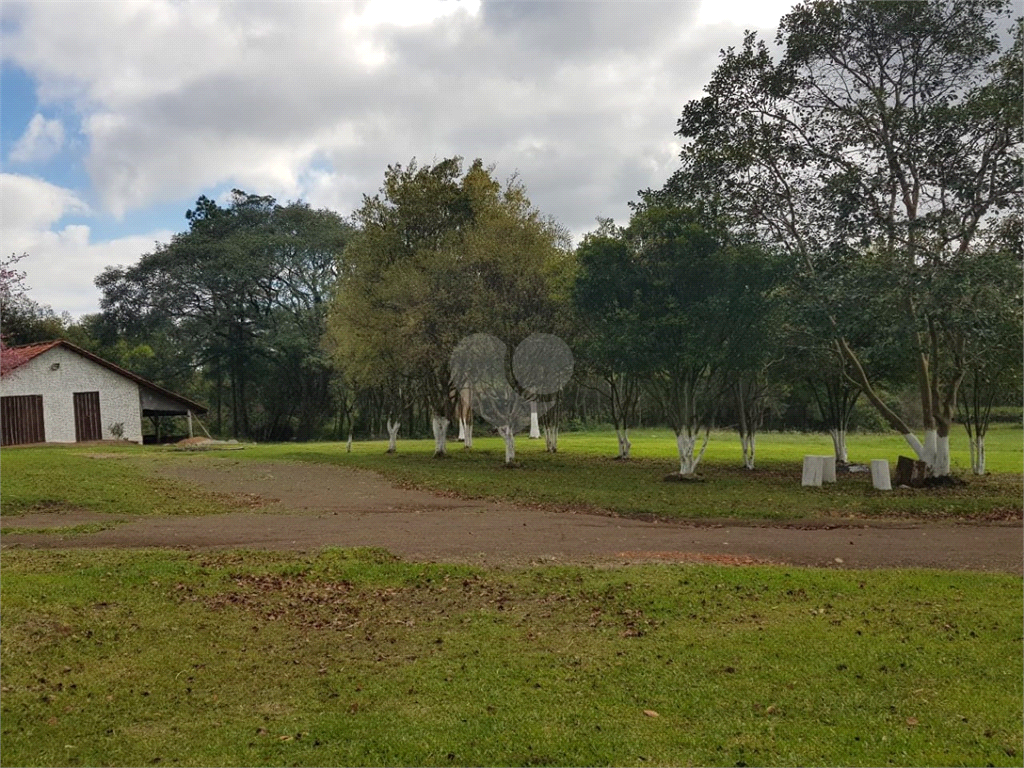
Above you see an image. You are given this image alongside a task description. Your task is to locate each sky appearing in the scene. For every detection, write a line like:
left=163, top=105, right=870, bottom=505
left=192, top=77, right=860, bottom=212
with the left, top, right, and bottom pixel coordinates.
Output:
left=0, top=0, right=798, bottom=319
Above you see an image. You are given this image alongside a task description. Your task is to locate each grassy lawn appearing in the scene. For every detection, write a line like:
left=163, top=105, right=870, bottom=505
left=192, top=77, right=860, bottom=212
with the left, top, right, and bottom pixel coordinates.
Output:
left=1, top=548, right=1021, bottom=767
left=1, top=426, right=1020, bottom=523
left=239, top=426, right=1023, bottom=522
left=0, top=445, right=244, bottom=518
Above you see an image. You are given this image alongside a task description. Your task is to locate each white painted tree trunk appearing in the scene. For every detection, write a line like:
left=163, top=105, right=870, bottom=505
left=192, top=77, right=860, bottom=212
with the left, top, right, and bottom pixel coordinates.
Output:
left=616, top=429, right=631, bottom=459
left=829, top=429, right=848, bottom=464
left=676, top=432, right=709, bottom=476
left=902, top=429, right=949, bottom=476
left=346, top=432, right=353, bottom=453
left=431, top=416, right=449, bottom=457
left=458, top=417, right=466, bottom=441
left=968, top=434, right=985, bottom=475
left=386, top=419, right=400, bottom=453
left=498, top=425, right=516, bottom=464
left=544, top=424, right=558, bottom=453
left=934, top=434, right=950, bottom=477
left=463, top=420, right=473, bottom=449
left=529, top=402, right=541, bottom=439
left=740, top=433, right=755, bottom=470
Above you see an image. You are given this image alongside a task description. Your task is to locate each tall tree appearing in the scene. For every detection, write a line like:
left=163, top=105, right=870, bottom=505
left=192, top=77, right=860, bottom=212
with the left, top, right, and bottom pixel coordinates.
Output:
left=329, top=158, right=571, bottom=458
left=673, top=0, right=1022, bottom=476
left=573, top=221, right=645, bottom=459
left=97, top=191, right=352, bottom=439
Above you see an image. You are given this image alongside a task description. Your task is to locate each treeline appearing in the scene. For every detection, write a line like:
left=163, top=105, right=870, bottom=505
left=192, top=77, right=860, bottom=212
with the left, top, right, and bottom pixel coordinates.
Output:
left=2, top=0, right=1020, bottom=475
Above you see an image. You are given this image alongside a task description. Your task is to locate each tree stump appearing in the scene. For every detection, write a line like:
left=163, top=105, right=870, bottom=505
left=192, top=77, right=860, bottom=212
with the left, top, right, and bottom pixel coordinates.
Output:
left=894, top=456, right=929, bottom=488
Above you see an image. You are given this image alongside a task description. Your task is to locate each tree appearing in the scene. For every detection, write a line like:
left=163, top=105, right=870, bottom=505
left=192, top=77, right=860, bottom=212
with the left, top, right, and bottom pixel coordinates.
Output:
left=673, top=0, right=1022, bottom=476
left=616, top=202, right=773, bottom=476
left=329, top=158, right=571, bottom=459
left=573, top=221, right=645, bottom=459
left=97, top=191, right=353, bottom=440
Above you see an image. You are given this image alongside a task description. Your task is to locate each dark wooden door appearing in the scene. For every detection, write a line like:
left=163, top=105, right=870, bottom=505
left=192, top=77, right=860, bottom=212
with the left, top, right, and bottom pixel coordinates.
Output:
left=73, top=391, right=102, bottom=442
left=1, top=395, right=45, bottom=446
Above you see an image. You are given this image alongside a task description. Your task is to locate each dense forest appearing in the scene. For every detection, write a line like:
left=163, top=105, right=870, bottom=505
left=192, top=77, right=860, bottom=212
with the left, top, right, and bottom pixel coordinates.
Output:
left=2, top=0, right=1020, bottom=476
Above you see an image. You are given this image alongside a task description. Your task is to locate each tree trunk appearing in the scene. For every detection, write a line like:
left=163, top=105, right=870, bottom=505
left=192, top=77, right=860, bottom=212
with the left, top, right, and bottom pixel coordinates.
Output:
left=544, top=424, right=558, bottom=453
left=838, top=338, right=956, bottom=476
left=386, top=418, right=400, bottom=453
left=431, top=415, right=449, bottom=457
left=676, top=431, right=709, bottom=476
left=740, top=432, right=755, bottom=470
left=463, top=419, right=473, bottom=449
left=968, top=434, right=985, bottom=475
left=616, top=428, right=631, bottom=459
left=529, top=402, right=541, bottom=439
left=498, top=424, right=516, bottom=464
left=829, top=429, right=848, bottom=464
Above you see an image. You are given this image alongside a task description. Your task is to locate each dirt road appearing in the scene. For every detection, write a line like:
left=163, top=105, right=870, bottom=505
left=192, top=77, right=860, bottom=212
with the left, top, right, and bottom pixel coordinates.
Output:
left=3, top=459, right=1020, bottom=572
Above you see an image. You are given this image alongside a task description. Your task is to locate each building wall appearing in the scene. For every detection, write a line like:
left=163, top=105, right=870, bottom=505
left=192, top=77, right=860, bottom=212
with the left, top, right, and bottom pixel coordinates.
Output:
left=0, top=347, right=143, bottom=443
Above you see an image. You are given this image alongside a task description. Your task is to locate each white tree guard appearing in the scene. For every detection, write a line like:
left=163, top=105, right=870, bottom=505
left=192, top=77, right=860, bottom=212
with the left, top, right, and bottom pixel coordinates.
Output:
left=820, top=455, right=836, bottom=483
left=870, top=459, right=892, bottom=490
left=801, top=455, right=823, bottom=487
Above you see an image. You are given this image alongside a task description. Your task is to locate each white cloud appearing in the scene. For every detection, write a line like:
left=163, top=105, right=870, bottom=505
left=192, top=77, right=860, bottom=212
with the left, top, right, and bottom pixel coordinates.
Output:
left=6, top=223, right=174, bottom=318
left=0, top=0, right=801, bottom=308
left=8, top=114, right=65, bottom=164
left=696, top=0, right=797, bottom=30
left=0, top=173, right=89, bottom=231
left=0, top=173, right=166, bottom=317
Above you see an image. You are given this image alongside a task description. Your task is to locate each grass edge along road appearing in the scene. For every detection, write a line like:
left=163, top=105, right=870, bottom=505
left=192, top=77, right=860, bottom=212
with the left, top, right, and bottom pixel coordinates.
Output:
left=1, top=547, right=1021, bottom=767
left=1, top=427, right=1021, bottom=524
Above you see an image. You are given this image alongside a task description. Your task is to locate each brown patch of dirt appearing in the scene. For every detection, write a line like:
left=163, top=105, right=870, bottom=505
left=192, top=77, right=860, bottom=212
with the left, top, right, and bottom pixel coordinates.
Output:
left=2, top=458, right=1020, bottom=573
left=0, top=509, right=126, bottom=529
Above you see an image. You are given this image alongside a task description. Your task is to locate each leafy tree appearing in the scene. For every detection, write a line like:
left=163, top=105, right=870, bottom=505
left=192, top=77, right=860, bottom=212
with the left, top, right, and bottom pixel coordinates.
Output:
left=97, top=191, right=353, bottom=439
left=329, top=158, right=571, bottom=458
left=673, top=0, right=1022, bottom=475
left=573, top=221, right=645, bottom=459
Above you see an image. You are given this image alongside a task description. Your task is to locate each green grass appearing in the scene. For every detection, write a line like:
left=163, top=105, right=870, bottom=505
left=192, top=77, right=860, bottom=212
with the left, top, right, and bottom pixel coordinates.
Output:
left=0, top=446, right=243, bottom=518
left=0, top=522, right=120, bottom=536
left=2, top=427, right=1019, bottom=522
left=1, top=548, right=1020, bottom=767
left=228, top=426, right=1023, bottom=522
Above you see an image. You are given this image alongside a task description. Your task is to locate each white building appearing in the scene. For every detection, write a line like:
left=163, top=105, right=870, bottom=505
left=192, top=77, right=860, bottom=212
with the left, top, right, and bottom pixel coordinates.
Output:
left=0, top=340, right=207, bottom=446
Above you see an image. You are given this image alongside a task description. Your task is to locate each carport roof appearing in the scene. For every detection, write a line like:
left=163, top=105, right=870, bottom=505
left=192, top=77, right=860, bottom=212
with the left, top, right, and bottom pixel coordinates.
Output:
left=0, top=339, right=208, bottom=415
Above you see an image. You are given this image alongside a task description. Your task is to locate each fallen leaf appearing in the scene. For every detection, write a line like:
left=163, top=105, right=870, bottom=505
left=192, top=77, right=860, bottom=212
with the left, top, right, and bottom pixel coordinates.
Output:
left=906, top=717, right=919, bottom=726
left=279, top=735, right=293, bottom=741
left=643, top=710, right=659, bottom=718
left=47, top=717, right=58, bottom=726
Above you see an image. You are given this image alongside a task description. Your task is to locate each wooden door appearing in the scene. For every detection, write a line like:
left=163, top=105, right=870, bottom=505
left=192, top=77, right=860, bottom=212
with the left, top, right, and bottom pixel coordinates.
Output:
left=73, top=391, right=102, bottom=442
left=0, top=395, right=45, bottom=446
